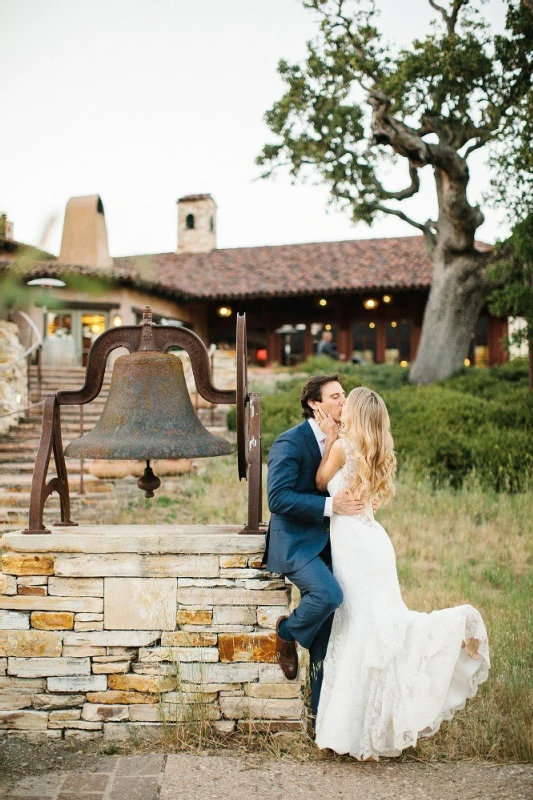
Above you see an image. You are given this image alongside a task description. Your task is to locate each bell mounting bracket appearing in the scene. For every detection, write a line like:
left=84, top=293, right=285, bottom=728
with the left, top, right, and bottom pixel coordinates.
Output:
left=23, top=306, right=263, bottom=535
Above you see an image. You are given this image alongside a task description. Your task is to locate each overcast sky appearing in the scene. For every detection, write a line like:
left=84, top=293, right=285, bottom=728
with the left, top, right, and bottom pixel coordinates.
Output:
left=2, top=0, right=509, bottom=257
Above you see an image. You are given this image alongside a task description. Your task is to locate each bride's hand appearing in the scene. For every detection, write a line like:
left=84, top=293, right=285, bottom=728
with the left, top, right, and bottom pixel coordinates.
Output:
left=314, top=405, right=338, bottom=440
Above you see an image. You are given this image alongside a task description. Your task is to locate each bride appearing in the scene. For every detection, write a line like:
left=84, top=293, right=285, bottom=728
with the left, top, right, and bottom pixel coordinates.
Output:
left=313, top=387, right=489, bottom=760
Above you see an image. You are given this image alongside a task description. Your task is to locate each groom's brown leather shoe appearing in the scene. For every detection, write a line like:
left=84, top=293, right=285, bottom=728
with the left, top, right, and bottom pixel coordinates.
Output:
left=275, top=616, right=298, bottom=680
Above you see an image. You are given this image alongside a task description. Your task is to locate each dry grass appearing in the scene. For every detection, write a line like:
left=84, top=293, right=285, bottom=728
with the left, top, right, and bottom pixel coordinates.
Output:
left=112, top=455, right=532, bottom=763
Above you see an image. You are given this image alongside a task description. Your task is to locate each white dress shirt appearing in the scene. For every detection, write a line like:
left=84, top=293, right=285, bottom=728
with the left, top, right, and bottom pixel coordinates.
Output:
left=308, top=418, right=334, bottom=517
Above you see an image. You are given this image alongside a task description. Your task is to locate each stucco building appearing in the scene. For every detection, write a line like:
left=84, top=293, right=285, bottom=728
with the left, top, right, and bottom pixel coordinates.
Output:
left=0, top=196, right=507, bottom=369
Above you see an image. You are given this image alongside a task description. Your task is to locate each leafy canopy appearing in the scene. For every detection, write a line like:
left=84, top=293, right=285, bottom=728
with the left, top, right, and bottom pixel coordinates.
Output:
left=258, top=0, right=532, bottom=232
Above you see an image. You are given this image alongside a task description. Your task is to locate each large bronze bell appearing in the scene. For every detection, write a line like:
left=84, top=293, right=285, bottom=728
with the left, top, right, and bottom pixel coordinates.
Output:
left=65, top=351, right=232, bottom=496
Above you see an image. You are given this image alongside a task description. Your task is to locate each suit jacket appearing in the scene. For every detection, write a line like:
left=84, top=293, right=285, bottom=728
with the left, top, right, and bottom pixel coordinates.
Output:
left=265, top=420, right=330, bottom=574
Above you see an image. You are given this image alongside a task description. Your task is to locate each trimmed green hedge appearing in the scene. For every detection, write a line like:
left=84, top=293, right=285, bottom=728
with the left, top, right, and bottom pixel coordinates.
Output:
left=228, top=358, right=533, bottom=492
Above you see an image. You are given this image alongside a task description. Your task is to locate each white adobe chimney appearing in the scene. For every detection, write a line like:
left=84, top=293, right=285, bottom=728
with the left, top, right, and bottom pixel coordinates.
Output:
left=59, top=195, right=113, bottom=267
left=0, top=213, right=14, bottom=241
left=177, top=194, right=216, bottom=253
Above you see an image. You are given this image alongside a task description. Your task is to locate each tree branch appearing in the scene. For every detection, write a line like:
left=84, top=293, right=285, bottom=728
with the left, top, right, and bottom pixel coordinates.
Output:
left=373, top=166, right=421, bottom=201
left=369, top=90, right=431, bottom=167
left=374, top=204, right=431, bottom=234
left=462, top=138, right=489, bottom=159
left=428, top=0, right=467, bottom=36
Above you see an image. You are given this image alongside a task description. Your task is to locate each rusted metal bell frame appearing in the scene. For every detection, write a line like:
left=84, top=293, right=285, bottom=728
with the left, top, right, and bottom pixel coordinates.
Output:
left=23, top=307, right=263, bottom=535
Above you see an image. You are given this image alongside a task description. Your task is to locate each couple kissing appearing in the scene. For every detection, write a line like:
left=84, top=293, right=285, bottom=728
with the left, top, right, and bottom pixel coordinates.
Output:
left=264, top=374, right=489, bottom=760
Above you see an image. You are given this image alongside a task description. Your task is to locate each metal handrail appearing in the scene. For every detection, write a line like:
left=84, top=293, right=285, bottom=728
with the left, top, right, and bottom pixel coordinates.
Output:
left=0, top=399, right=44, bottom=420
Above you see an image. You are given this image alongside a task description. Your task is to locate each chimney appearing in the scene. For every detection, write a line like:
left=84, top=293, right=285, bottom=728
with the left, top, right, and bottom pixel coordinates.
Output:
left=177, top=194, right=216, bottom=253
left=59, top=195, right=113, bottom=267
left=0, top=213, right=14, bottom=242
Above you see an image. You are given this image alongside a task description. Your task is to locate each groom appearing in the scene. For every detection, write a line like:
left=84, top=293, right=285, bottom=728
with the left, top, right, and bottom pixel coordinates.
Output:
left=264, top=374, right=367, bottom=719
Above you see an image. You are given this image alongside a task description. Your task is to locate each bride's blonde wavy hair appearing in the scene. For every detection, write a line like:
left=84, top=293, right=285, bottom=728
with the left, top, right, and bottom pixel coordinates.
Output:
left=341, top=387, right=396, bottom=505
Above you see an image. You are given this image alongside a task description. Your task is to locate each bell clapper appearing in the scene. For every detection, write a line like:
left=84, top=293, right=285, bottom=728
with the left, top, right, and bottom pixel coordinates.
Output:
left=137, top=459, right=161, bottom=499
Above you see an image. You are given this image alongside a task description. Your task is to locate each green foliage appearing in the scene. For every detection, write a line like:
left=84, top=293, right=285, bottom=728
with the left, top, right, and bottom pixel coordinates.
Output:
left=489, top=214, right=533, bottom=354
left=255, top=360, right=533, bottom=492
left=488, top=1, right=533, bottom=220
left=258, top=0, right=532, bottom=230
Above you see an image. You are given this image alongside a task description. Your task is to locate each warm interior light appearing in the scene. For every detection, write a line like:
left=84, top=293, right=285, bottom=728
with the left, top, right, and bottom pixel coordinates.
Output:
left=369, top=322, right=376, bottom=329
left=217, top=306, right=233, bottom=317
left=16, top=394, right=22, bottom=404
left=319, top=298, right=327, bottom=307
left=324, top=324, right=332, bottom=331
left=464, top=358, right=471, bottom=366
left=112, top=314, right=123, bottom=327
left=363, top=298, right=378, bottom=310
left=383, top=295, right=392, bottom=304
left=391, top=321, right=397, bottom=328
left=400, top=360, right=408, bottom=368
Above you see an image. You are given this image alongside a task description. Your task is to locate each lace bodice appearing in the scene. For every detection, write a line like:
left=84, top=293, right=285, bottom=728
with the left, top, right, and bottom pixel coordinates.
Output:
left=328, top=438, right=375, bottom=526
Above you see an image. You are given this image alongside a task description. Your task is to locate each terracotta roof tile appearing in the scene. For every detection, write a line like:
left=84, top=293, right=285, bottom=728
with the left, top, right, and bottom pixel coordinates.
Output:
left=113, top=236, right=434, bottom=300
left=3, top=236, right=489, bottom=302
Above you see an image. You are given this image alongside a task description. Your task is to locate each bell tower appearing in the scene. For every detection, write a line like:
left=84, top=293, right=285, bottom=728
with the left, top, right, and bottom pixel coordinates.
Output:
left=177, top=194, right=217, bottom=253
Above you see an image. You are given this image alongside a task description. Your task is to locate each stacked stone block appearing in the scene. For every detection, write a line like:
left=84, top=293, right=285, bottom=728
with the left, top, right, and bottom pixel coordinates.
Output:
left=0, top=525, right=305, bottom=742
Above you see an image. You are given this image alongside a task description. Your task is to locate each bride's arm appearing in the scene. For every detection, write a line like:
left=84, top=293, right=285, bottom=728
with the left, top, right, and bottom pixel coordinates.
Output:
left=316, top=438, right=345, bottom=491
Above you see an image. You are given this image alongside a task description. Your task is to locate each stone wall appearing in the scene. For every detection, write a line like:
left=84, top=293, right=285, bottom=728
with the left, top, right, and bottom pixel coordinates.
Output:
left=0, top=320, right=28, bottom=435
left=0, top=525, right=305, bottom=742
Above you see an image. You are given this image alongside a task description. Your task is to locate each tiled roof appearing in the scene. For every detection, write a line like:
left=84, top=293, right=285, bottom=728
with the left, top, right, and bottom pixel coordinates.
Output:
left=113, top=236, right=434, bottom=300
left=178, top=194, right=214, bottom=203
left=1, top=235, right=454, bottom=301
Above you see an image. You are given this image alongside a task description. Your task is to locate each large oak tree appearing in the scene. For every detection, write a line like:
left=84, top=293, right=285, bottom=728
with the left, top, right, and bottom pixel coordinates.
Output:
left=258, top=0, right=532, bottom=383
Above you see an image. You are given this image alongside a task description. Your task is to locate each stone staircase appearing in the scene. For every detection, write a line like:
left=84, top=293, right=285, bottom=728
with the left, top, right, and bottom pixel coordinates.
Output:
left=0, top=365, right=230, bottom=534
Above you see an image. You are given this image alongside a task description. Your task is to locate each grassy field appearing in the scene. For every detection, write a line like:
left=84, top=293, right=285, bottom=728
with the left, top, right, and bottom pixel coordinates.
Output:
left=112, top=454, right=533, bottom=763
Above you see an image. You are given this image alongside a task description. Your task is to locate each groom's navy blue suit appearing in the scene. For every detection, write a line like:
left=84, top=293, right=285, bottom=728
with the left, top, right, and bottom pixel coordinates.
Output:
left=265, top=419, right=343, bottom=717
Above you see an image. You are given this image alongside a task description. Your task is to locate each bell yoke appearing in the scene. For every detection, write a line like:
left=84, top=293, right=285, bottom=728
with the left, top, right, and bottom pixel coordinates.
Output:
left=23, top=306, right=263, bottom=535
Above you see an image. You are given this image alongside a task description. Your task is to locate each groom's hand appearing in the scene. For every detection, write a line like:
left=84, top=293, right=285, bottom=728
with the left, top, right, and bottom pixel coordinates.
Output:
left=332, top=491, right=367, bottom=516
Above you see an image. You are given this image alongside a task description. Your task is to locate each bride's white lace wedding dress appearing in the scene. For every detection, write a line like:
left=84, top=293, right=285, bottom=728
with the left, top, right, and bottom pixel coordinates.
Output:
left=315, top=446, right=490, bottom=760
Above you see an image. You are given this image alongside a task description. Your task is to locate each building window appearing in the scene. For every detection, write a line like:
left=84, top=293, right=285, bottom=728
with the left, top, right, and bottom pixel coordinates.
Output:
left=186, top=214, right=195, bottom=230
left=469, top=316, right=489, bottom=367
left=210, top=216, right=215, bottom=232
left=352, top=322, right=377, bottom=364
left=385, top=320, right=411, bottom=364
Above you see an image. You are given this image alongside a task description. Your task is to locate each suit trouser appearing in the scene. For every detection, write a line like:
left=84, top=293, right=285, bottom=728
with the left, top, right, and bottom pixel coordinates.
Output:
left=283, top=552, right=343, bottom=718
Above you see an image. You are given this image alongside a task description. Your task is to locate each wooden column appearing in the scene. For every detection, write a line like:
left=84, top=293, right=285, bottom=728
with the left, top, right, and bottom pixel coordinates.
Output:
left=267, top=330, right=281, bottom=366
left=488, top=317, right=508, bottom=366
left=337, top=327, right=352, bottom=361
left=410, top=321, right=422, bottom=362
left=376, top=320, right=386, bottom=364
left=304, top=327, right=314, bottom=359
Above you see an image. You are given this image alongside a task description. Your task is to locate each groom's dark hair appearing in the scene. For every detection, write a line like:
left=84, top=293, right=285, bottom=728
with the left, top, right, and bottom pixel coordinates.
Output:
left=300, top=374, right=341, bottom=419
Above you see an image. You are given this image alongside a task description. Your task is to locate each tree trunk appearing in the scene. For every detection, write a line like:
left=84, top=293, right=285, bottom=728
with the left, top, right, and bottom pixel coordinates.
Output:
left=409, top=251, right=488, bottom=384
left=369, top=92, right=492, bottom=385
left=527, top=339, right=533, bottom=391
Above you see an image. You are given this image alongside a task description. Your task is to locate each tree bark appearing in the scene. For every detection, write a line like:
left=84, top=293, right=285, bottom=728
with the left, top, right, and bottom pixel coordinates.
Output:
left=369, top=90, right=492, bottom=384
left=408, top=251, right=489, bottom=383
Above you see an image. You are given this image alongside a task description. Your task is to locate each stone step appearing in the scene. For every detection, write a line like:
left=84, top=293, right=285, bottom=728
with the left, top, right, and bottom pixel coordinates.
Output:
left=0, top=473, right=103, bottom=488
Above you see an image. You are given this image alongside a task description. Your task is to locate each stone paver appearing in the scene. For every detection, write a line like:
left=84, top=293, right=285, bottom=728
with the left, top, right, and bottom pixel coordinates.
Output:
left=114, top=754, right=165, bottom=775
left=7, top=756, right=165, bottom=800
left=108, top=776, right=161, bottom=800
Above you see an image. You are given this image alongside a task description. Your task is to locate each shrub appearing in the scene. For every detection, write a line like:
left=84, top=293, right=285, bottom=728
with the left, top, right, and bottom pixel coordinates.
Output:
left=250, top=363, right=533, bottom=493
